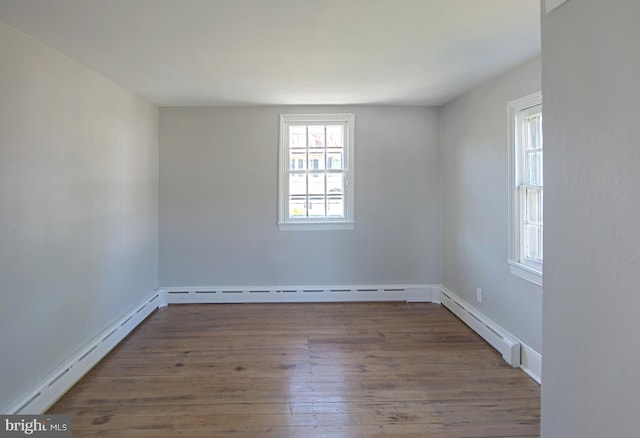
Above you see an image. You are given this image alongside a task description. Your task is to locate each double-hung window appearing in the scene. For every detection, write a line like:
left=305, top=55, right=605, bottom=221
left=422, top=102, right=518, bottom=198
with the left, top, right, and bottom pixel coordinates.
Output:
left=508, top=92, right=543, bottom=285
left=278, top=114, right=355, bottom=231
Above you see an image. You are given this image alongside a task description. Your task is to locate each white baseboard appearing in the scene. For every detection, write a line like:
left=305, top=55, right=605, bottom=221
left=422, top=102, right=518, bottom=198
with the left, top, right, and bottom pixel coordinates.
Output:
left=4, top=283, right=539, bottom=414
left=520, top=343, right=542, bottom=384
left=4, top=291, right=161, bottom=414
left=159, top=285, right=543, bottom=381
left=438, top=286, right=520, bottom=367
left=159, top=284, right=543, bottom=381
left=437, top=285, right=541, bottom=383
left=159, top=284, right=438, bottom=304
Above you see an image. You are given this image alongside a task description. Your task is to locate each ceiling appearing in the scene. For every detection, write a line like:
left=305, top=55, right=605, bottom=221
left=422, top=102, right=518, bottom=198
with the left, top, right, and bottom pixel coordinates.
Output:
left=0, top=0, right=540, bottom=107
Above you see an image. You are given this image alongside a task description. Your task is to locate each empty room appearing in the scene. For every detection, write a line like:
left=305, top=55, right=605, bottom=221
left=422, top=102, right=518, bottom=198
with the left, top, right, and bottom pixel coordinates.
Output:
left=1, top=0, right=638, bottom=437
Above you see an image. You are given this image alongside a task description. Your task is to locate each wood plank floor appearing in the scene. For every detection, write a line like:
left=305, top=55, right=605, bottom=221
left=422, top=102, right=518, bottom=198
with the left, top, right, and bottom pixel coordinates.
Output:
left=48, top=303, right=540, bottom=437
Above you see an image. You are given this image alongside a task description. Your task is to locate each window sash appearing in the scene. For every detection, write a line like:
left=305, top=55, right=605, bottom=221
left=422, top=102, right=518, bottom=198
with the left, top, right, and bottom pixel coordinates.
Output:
left=516, top=105, right=543, bottom=269
left=519, top=185, right=543, bottom=269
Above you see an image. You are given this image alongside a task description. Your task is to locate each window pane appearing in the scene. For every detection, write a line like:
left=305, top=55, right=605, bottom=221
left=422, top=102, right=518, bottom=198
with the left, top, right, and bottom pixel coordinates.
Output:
left=526, top=114, right=542, bottom=150
left=540, top=225, right=544, bottom=263
left=308, top=149, right=325, bottom=170
left=327, top=173, right=343, bottom=194
left=524, top=225, right=542, bottom=261
left=525, top=188, right=542, bottom=224
left=308, top=125, right=325, bottom=147
left=327, top=195, right=344, bottom=217
left=289, top=125, right=306, bottom=148
left=308, top=173, right=325, bottom=195
left=526, top=151, right=542, bottom=186
left=289, top=196, right=307, bottom=217
left=289, top=151, right=306, bottom=170
left=326, top=151, right=343, bottom=169
left=289, top=174, right=306, bottom=195
left=308, top=196, right=326, bottom=217
left=326, top=125, right=343, bottom=147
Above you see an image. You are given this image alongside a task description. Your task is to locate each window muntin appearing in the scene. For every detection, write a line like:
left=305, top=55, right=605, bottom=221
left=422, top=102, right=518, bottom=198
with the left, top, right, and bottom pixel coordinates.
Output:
left=279, top=114, right=354, bottom=230
left=508, top=92, right=543, bottom=285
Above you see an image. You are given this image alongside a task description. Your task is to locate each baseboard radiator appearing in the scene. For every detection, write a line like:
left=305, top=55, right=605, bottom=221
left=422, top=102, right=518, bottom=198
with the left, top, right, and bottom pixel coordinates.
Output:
left=160, top=284, right=436, bottom=304
left=5, top=283, right=533, bottom=414
left=5, top=292, right=161, bottom=414
left=438, top=288, right=521, bottom=367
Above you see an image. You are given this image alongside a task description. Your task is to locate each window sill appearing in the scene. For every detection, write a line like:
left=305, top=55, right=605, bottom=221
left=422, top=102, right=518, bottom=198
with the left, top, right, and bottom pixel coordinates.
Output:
left=278, top=221, right=354, bottom=231
left=508, top=260, right=542, bottom=286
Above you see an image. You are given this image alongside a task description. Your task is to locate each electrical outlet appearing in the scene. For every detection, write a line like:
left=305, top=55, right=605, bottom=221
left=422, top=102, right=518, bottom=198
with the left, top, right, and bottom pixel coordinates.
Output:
left=476, top=288, right=483, bottom=303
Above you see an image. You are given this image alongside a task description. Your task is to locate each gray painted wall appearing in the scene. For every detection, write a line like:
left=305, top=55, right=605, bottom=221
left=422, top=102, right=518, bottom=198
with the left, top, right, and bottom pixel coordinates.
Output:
left=440, top=56, right=543, bottom=352
left=541, top=1, right=640, bottom=436
left=159, top=106, right=441, bottom=286
left=0, top=20, right=158, bottom=411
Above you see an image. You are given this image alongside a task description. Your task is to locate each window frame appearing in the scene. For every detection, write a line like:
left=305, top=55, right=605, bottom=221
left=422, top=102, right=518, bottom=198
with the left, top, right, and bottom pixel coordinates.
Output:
left=508, top=92, right=543, bottom=286
left=278, top=113, right=355, bottom=231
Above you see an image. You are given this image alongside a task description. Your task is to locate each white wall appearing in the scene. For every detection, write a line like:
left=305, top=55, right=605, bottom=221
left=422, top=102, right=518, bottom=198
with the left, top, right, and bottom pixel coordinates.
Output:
left=0, top=20, right=158, bottom=411
left=159, top=106, right=440, bottom=287
left=541, top=1, right=640, bottom=436
left=440, top=56, right=542, bottom=353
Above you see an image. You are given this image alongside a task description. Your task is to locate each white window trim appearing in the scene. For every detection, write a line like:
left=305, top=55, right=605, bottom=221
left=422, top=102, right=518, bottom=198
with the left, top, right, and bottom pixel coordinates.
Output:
left=278, top=113, right=355, bottom=231
left=508, top=91, right=543, bottom=286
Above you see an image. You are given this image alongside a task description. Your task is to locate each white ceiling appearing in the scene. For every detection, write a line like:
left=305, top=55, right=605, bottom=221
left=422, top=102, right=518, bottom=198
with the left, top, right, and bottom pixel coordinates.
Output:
left=0, top=0, right=540, bottom=107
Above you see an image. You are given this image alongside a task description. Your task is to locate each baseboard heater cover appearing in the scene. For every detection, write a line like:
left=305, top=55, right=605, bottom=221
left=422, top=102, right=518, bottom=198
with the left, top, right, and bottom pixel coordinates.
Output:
left=159, top=284, right=438, bottom=304
left=4, top=283, right=537, bottom=414
left=439, top=288, right=521, bottom=367
left=4, top=292, right=161, bottom=414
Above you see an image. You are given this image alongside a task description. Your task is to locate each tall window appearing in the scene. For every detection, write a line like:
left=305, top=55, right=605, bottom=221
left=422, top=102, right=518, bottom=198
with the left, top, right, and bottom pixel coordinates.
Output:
left=508, top=92, right=543, bottom=285
left=278, top=114, right=355, bottom=231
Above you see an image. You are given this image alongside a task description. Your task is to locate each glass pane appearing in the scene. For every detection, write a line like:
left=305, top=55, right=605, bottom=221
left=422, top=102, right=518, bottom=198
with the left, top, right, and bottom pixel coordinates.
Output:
left=308, top=149, right=325, bottom=170
left=308, top=173, right=325, bottom=195
left=526, top=151, right=542, bottom=186
left=289, top=196, right=307, bottom=217
left=308, top=196, right=326, bottom=217
left=327, top=173, right=343, bottom=194
left=539, top=226, right=544, bottom=262
left=327, top=195, right=344, bottom=218
left=289, top=151, right=306, bottom=170
left=308, top=125, right=325, bottom=147
left=326, top=125, right=343, bottom=147
left=525, top=225, right=542, bottom=261
left=326, top=151, right=343, bottom=170
left=289, top=125, right=306, bottom=148
left=526, top=114, right=542, bottom=150
left=525, top=188, right=542, bottom=224
left=289, top=174, right=306, bottom=195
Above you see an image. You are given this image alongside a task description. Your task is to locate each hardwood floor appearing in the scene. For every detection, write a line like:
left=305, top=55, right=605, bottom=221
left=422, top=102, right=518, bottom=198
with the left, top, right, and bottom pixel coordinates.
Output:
left=48, top=303, right=540, bottom=437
